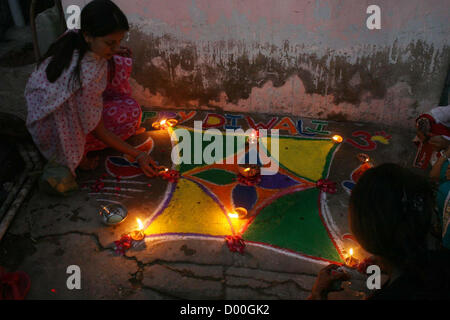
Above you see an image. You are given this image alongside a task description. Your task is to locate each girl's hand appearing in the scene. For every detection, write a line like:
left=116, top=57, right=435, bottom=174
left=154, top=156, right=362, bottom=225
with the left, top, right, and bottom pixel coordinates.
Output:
left=444, top=145, right=450, bottom=158
left=308, top=264, right=350, bottom=300
left=429, top=135, right=449, bottom=151
left=144, top=155, right=165, bottom=172
left=135, top=152, right=158, bottom=177
left=115, top=46, right=132, bottom=58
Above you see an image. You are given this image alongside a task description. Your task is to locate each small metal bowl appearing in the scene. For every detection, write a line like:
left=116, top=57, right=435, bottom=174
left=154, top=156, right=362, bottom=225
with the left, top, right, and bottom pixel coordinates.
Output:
left=99, top=203, right=128, bottom=226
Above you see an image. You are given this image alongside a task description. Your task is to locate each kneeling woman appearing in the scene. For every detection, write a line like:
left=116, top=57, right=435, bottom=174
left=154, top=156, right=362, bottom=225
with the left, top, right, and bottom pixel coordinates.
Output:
left=25, top=0, right=158, bottom=182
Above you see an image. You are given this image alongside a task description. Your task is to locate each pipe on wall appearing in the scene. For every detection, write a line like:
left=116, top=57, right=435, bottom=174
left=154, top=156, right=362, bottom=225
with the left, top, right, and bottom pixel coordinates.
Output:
left=7, top=0, right=25, bottom=27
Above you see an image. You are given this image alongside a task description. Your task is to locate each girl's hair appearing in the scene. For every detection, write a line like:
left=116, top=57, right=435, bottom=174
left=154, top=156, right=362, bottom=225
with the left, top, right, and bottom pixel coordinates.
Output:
left=39, top=0, right=129, bottom=88
left=349, top=163, right=434, bottom=274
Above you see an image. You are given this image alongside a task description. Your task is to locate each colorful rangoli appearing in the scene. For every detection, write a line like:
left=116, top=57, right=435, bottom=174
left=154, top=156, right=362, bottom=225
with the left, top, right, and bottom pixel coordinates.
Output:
left=81, top=110, right=362, bottom=265
left=139, top=128, right=344, bottom=263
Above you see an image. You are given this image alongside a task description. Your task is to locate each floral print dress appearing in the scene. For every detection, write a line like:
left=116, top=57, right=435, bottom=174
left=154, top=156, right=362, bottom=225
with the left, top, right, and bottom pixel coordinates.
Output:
left=25, top=50, right=141, bottom=175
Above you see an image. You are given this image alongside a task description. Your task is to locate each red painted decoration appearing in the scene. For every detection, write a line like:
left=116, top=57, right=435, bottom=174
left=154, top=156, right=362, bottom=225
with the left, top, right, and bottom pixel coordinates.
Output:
left=246, top=116, right=278, bottom=131
left=316, top=179, right=337, bottom=194
left=114, top=234, right=133, bottom=255
left=346, top=131, right=377, bottom=151
left=225, top=235, right=246, bottom=254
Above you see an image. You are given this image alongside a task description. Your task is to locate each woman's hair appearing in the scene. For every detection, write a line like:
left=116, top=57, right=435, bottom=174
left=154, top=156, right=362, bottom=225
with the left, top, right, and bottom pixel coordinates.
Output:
left=349, top=163, right=434, bottom=273
left=39, top=0, right=129, bottom=88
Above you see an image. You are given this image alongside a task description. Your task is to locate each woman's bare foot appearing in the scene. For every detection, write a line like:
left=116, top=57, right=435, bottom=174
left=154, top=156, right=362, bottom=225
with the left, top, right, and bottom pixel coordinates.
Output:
left=79, top=155, right=100, bottom=171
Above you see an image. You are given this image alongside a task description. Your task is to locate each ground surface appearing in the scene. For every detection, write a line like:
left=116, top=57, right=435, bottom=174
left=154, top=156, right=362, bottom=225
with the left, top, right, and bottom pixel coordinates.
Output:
left=2, top=108, right=418, bottom=300
left=0, top=26, right=420, bottom=300
left=0, top=26, right=35, bottom=120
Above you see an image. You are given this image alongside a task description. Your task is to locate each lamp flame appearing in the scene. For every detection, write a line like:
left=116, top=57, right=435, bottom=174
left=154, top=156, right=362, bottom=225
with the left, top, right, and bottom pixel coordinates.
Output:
left=160, top=119, right=167, bottom=126
left=332, top=135, right=343, bottom=143
left=349, top=248, right=354, bottom=256
left=228, top=212, right=239, bottom=219
left=244, top=167, right=251, bottom=172
left=137, top=218, right=144, bottom=230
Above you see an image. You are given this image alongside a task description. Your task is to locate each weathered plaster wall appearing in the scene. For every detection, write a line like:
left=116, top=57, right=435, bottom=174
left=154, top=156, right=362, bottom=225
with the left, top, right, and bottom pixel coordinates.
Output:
left=63, top=0, right=450, bottom=127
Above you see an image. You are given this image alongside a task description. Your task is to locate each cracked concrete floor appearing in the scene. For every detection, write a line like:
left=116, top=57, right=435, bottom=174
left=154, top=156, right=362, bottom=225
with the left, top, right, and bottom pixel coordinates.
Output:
left=3, top=191, right=324, bottom=300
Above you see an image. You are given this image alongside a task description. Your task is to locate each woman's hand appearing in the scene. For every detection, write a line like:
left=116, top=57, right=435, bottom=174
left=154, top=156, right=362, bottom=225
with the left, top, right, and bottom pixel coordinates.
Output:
left=135, top=152, right=159, bottom=177
left=429, top=135, right=450, bottom=152
left=115, top=46, right=132, bottom=58
left=308, top=264, right=350, bottom=300
left=444, top=145, right=450, bottom=158
left=93, top=120, right=158, bottom=177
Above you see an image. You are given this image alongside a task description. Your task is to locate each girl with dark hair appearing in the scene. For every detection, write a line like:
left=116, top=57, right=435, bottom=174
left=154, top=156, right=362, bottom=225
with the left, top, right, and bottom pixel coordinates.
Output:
left=309, top=163, right=450, bottom=300
left=25, top=0, right=158, bottom=187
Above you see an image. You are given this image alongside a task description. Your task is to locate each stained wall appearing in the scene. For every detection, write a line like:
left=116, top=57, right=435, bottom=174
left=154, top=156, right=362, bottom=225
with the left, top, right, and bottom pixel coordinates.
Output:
left=62, top=0, right=450, bottom=128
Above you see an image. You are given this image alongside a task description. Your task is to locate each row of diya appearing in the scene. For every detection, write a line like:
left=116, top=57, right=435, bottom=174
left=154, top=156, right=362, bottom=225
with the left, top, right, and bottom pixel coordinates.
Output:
left=103, top=204, right=362, bottom=268
left=150, top=117, right=345, bottom=145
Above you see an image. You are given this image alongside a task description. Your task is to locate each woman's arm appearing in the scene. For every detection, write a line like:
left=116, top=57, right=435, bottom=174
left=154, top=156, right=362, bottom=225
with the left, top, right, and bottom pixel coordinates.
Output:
left=92, top=117, right=158, bottom=177
left=430, top=155, right=447, bottom=181
left=308, top=264, right=350, bottom=300
left=430, top=146, right=450, bottom=181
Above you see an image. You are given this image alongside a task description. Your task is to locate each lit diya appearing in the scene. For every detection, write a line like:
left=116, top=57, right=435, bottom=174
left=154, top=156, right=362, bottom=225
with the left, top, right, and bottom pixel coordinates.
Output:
left=345, top=248, right=360, bottom=268
left=353, top=155, right=374, bottom=182
left=332, top=135, right=343, bottom=143
left=152, top=118, right=178, bottom=130
left=357, top=153, right=370, bottom=163
left=247, top=130, right=259, bottom=145
left=228, top=207, right=248, bottom=219
left=159, top=167, right=169, bottom=175
left=237, top=164, right=261, bottom=186
left=158, top=167, right=180, bottom=183
left=238, top=164, right=260, bottom=178
left=129, top=218, right=145, bottom=241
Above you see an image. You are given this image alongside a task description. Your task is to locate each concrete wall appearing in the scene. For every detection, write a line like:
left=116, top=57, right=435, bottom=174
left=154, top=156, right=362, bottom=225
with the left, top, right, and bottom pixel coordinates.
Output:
left=62, top=0, right=450, bottom=128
